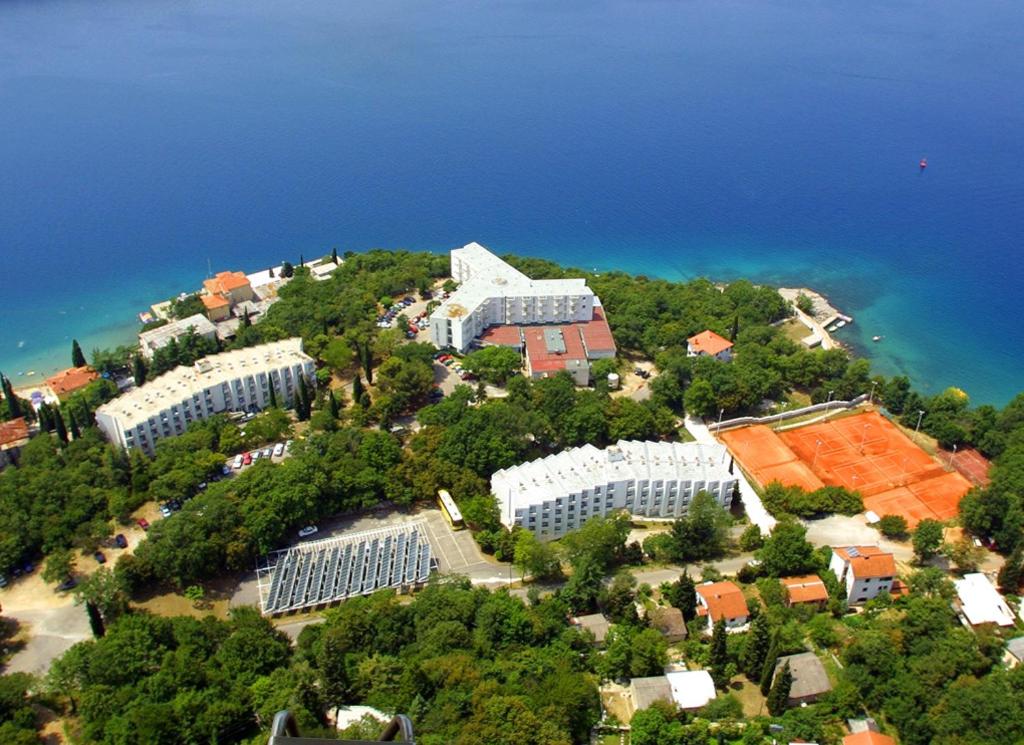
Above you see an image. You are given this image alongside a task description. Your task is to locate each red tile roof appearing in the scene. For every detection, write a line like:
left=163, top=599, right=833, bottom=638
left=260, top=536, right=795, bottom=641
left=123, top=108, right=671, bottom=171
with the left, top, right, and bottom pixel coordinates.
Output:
left=782, top=575, right=829, bottom=604
left=843, top=733, right=896, bottom=745
left=696, top=581, right=749, bottom=622
left=46, top=366, right=99, bottom=398
left=688, top=329, right=733, bottom=357
left=0, top=417, right=29, bottom=449
left=203, top=271, right=251, bottom=294
left=580, top=306, right=616, bottom=355
left=835, top=546, right=896, bottom=579
left=201, top=293, right=230, bottom=309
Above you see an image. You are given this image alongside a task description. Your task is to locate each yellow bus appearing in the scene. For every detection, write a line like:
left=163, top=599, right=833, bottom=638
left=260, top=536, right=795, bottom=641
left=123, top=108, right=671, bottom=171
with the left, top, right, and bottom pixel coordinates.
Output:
left=437, top=489, right=465, bottom=530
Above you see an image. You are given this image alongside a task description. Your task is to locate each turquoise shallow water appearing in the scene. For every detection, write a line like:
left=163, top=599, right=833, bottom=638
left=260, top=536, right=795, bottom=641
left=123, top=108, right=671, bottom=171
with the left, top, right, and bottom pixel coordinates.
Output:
left=1, top=0, right=1022, bottom=404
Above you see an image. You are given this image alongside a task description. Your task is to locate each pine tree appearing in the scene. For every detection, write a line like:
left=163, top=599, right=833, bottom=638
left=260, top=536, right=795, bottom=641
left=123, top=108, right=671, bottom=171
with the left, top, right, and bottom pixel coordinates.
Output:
left=352, top=375, right=365, bottom=407
left=328, top=391, right=340, bottom=418
left=86, top=600, right=106, bottom=638
left=1, top=373, right=22, bottom=419
left=268, top=379, right=278, bottom=409
left=67, top=409, right=81, bottom=440
left=759, top=638, right=781, bottom=696
left=743, top=614, right=771, bottom=680
left=132, top=355, right=147, bottom=386
left=300, top=253, right=305, bottom=267
left=730, top=314, right=739, bottom=342
left=54, top=408, right=69, bottom=445
left=71, top=339, right=87, bottom=368
left=766, top=661, right=792, bottom=716
left=331, top=247, right=339, bottom=264
left=709, top=619, right=730, bottom=687
left=242, top=308, right=251, bottom=328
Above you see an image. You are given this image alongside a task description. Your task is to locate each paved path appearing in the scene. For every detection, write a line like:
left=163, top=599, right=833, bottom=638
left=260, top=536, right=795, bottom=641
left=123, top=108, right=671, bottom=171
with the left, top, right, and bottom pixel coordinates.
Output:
left=684, top=415, right=776, bottom=534
left=3, top=605, right=90, bottom=676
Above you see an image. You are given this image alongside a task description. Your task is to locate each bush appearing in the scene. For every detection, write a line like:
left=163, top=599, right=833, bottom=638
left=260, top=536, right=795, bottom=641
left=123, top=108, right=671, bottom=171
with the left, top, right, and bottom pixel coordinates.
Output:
left=877, top=514, right=909, bottom=539
left=739, top=524, right=764, bottom=551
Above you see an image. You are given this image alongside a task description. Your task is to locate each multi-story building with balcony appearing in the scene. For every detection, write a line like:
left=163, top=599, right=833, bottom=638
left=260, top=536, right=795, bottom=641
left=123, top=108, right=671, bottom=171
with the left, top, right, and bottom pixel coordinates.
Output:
left=492, top=440, right=737, bottom=540
left=95, top=338, right=314, bottom=454
left=429, top=242, right=597, bottom=353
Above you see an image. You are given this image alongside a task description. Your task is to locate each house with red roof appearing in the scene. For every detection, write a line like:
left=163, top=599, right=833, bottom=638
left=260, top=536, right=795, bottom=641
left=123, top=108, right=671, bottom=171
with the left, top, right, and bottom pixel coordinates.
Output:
left=687, top=330, right=734, bottom=361
left=0, top=417, right=31, bottom=469
left=46, top=366, right=99, bottom=400
left=843, top=732, right=896, bottom=745
left=781, top=575, right=830, bottom=609
left=829, top=546, right=896, bottom=605
left=695, top=580, right=750, bottom=633
left=201, top=271, right=255, bottom=322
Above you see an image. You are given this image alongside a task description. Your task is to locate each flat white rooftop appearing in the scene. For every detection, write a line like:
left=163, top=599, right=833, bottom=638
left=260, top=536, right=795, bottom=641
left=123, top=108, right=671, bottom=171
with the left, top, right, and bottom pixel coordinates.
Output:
left=139, top=314, right=216, bottom=350
left=954, top=572, right=1015, bottom=626
left=431, top=242, right=593, bottom=321
left=97, top=338, right=311, bottom=428
left=492, top=440, right=732, bottom=513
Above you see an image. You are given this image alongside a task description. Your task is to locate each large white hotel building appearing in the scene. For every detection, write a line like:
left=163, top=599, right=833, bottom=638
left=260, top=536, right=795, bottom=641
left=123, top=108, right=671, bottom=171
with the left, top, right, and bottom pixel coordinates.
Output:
left=96, top=338, right=315, bottom=453
left=429, top=242, right=597, bottom=352
left=492, top=440, right=737, bottom=540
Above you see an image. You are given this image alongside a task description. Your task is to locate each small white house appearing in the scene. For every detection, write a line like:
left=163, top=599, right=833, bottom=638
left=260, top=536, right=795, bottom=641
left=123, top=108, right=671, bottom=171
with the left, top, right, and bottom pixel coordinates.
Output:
left=687, top=330, right=733, bottom=361
left=829, top=546, right=896, bottom=605
left=954, top=573, right=1015, bottom=627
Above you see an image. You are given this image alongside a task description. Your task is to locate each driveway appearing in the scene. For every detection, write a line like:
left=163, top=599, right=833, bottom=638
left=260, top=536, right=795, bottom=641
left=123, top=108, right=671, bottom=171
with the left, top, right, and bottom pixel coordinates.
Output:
left=3, top=604, right=90, bottom=676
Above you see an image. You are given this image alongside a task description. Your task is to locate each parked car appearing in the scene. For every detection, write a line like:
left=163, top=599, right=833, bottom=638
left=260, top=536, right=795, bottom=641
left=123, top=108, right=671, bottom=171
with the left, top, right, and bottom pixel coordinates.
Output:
left=262, top=447, right=272, bottom=459
left=137, top=518, right=150, bottom=531
left=222, top=465, right=232, bottom=475
left=242, top=452, right=252, bottom=466
left=94, top=551, right=107, bottom=565
left=284, top=439, right=293, bottom=452
left=0, top=575, right=7, bottom=588
left=252, top=450, right=261, bottom=461
left=114, top=534, right=128, bottom=549
left=298, top=525, right=319, bottom=538
left=169, top=500, right=182, bottom=511
left=273, top=442, right=284, bottom=457
left=160, top=504, right=172, bottom=518
left=56, top=577, right=77, bottom=592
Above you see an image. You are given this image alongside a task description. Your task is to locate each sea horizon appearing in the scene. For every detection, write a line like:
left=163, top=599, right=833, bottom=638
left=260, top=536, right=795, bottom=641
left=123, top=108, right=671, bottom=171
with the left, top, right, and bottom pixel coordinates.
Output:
left=2, top=0, right=1022, bottom=406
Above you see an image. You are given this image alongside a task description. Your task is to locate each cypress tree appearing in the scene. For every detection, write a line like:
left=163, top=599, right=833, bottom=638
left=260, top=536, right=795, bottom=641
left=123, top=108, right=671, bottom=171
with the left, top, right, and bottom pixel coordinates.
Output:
left=296, top=375, right=311, bottom=421
left=352, top=375, right=365, bottom=407
left=38, top=402, right=53, bottom=432
left=86, top=600, right=106, bottom=638
left=331, top=247, right=339, bottom=264
left=676, top=572, right=697, bottom=621
left=709, top=619, right=730, bottom=687
left=268, top=379, right=278, bottom=409
left=299, top=253, right=305, bottom=267
left=766, top=661, right=792, bottom=716
left=242, top=308, right=251, bottom=328
left=760, top=638, right=781, bottom=696
left=67, top=409, right=81, bottom=440
left=328, top=391, right=340, bottom=418
left=71, top=339, right=87, bottom=368
left=730, top=314, right=739, bottom=342
left=1, top=373, right=22, bottom=419
left=53, top=408, right=69, bottom=445
left=132, top=355, right=147, bottom=386
left=361, top=341, right=374, bottom=383
left=743, top=614, right=771, bottom=680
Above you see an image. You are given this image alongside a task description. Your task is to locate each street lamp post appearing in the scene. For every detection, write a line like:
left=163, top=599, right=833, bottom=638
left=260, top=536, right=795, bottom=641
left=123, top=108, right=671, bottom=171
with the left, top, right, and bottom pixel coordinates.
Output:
left=949, top=443, right=958, bottom=468
left=914, top=410, right=925, bottom=443
left=826, top=389, right=834, bottom=415
left=716, top=408, right=724, bottom=434
left=869, top=380, right=878, bottom=405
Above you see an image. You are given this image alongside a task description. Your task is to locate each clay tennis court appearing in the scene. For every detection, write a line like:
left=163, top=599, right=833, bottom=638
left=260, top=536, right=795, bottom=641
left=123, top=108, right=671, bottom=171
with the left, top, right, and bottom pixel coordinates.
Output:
left=946, top=447, right=991, bottom=486
left=720, top=411, right=973, bottom=526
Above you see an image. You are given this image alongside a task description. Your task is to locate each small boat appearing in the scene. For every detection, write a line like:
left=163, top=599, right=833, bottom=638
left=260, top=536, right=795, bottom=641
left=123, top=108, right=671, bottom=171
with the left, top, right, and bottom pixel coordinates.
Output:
left=828, top=324, right=839, bottom=332
left=919, top=157, right=928, bottom=171
left=873, top=335, right=883, bottom=342
left=836, top=320, right=847, bottom=329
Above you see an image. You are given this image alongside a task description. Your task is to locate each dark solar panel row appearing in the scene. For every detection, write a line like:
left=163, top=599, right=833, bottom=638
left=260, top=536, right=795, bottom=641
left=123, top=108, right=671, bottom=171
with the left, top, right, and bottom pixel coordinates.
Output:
left=264, top=527, right=433, bottom=614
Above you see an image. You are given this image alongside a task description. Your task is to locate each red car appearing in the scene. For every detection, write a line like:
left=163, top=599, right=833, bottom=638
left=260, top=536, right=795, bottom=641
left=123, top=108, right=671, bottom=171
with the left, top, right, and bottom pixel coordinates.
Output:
left=243, top=452, right=253, bottom=466
left=137, top=518, right=150, bottom=531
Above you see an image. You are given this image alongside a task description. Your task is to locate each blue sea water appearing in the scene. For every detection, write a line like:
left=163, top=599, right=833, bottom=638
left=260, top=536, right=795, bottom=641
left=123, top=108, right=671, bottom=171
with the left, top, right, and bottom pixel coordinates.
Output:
left=1, top=0, right=1022, bottom=404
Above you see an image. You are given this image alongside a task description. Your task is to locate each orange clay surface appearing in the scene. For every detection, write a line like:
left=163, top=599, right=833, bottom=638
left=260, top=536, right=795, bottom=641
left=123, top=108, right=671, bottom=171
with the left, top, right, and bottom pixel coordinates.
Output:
left=720, top=411, right=973, bottom=527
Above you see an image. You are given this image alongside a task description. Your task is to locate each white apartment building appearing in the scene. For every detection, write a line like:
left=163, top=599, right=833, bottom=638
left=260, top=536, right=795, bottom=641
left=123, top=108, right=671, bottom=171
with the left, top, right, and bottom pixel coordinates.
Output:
left=492, top=440, right=737, bottom=540
left=96, top=338, right=315, bottom=454
left=430, top=242, right=596, bottom=352
left=829, top=545, right=896, bottom=604
left=138, top=313, right=218, bottom=360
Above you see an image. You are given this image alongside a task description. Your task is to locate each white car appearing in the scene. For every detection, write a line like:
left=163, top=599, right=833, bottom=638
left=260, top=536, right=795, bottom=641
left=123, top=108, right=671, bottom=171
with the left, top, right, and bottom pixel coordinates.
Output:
left=232, top=454, right=243, bottom=469
left=297, top=525, right=318, bottom=538
left=273, top=442, right=284, bottom=457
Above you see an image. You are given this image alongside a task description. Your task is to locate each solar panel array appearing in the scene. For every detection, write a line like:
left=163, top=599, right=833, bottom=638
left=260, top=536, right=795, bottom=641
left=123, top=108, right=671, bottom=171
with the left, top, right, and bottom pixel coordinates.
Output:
left=260, top=524, right=434, bottom=615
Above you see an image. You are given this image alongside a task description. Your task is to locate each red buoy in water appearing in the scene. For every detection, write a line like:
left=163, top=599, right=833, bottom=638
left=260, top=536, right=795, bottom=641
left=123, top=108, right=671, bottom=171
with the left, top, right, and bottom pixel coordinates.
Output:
left=919, top=157, right=928, bottom=170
